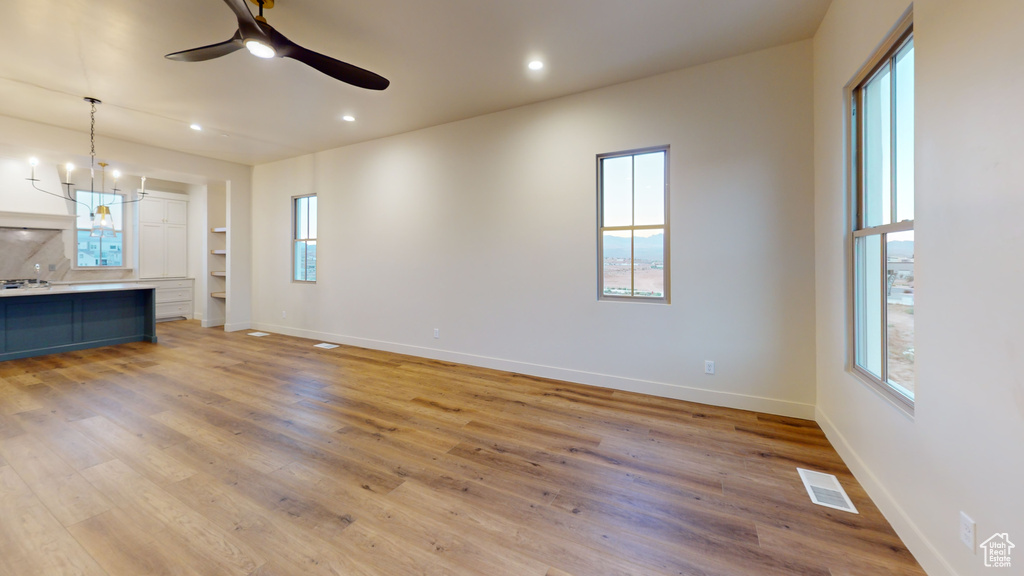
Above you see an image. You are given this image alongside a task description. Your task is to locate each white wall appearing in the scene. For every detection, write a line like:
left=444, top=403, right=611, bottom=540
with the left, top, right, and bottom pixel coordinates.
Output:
left=0, top=113, right=253, bottom=329
left=251, top=40, right=818, bottom=418
left=0, top=156, right=67, bottom=215
left=813, top=1, right=1024, bottom=574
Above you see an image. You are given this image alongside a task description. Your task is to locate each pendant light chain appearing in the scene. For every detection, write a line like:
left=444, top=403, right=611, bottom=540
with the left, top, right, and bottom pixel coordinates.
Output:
left=90, top=99, right=96, bottom=168
left=87, top=97, right=99, bottom=199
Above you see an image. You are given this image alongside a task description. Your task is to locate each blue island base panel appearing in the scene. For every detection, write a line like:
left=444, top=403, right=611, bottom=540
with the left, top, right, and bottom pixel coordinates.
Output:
left=1, top=287, right=157, bottom=362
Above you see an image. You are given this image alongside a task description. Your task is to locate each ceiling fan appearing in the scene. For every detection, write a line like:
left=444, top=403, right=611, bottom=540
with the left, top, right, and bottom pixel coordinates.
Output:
left=165, top=0, right=389, bottom=91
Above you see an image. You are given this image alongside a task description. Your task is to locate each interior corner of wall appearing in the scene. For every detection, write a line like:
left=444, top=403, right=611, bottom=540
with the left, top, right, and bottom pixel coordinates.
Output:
left=815, top=406, right=958, bottom=576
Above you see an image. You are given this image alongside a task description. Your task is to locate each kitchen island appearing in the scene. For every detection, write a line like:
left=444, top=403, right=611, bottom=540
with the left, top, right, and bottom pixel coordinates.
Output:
left=0, top=283, right=157, bottom=362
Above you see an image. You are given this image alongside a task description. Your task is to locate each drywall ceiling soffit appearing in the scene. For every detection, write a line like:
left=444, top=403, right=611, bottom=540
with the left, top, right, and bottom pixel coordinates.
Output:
left=0, top=0, right=831, bottom=166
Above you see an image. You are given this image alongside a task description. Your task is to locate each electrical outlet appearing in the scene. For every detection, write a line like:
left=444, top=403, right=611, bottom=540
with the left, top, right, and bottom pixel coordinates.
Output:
left=959, top=511, right=976, bottom=552
left=48, top=264, right=56, bottom=272
left=282, top=310, right=286, bottom=319
left=704, top=360, right=715, bottom=375
left=433, top=328, right=439, bottom=339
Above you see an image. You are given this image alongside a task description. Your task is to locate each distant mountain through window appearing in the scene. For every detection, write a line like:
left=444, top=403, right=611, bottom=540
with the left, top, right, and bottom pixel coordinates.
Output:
left=601, top=233, right=664, bottom=261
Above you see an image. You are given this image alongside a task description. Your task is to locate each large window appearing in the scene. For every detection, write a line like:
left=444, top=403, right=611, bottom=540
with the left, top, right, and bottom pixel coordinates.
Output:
left=598, top=147, right=669, bottom=302
left=75, top=191, right=124, bottom=268
left=851, top=23, right=914, bottom=408
left=293, top=194, right=317, bottom=282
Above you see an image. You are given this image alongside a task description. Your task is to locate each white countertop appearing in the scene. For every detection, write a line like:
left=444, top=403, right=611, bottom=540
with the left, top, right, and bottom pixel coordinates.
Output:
left=0, top=282, right=157, bottom=298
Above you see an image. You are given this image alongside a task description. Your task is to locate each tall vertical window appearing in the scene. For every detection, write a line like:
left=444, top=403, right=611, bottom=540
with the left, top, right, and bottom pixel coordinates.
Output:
left=293, top=194, right=317, bottom=282
left=851, top=23, right=914, bottom=408
left=598, top=146, right=669, bottom=302
left=75, top=191, right=124, bottom=267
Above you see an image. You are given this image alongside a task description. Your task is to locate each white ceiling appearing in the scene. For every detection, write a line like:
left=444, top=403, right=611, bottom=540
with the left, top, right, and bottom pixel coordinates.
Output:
left=0, top=0, right=831, bottom=166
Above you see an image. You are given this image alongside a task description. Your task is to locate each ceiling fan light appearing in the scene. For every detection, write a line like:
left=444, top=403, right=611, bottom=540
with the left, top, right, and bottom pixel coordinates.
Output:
left=245, top=39, right=276, bottom=59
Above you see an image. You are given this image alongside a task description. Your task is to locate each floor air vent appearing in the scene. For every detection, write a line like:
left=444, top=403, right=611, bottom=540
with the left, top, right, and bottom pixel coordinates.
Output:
left=797, top=468, right=858, bottom=513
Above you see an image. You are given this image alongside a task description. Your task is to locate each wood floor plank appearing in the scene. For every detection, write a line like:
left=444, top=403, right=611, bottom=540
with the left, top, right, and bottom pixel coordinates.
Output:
left=270, top=460, right=549, bottom=575
left=386, top=480, right=648, bottom=576
left=0, top=465, right=108, bottom=576
left=756, top=523, right=924, bottom=575
left=67, top=508, right=204, bottom=576
left=0, top=377, right=44, bottom=414
left=0, top=434, right=113, bottom=526
left=72, top=416, right=197, bottom=483
left=80, top=458, right=264, bottom=575
left=162, top=439, right=369, bottom=545
left=0, top=320, right=926, bottom=576
left=0, top=409, right=26, bottom=440
left=150, top=409, right=293, bottom=474
left=14, top=409, right=117, bottom=471
left=163, top=472, right=375, bottom=576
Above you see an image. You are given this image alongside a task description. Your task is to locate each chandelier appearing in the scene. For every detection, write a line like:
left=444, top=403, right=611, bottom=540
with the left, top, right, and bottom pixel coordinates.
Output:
left=27, top=97, right=147, bottom=237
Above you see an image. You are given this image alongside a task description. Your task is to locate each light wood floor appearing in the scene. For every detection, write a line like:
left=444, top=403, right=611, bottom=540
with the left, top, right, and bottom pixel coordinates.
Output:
left=0, top=320, right=925, bottom=575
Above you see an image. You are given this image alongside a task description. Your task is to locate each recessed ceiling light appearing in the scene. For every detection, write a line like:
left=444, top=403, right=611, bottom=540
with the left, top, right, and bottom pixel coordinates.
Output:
left=342, top=115, right=356, bottom=122
left=528, top=60, right=544, bottom=71
left=190, top=123, right=202, bottom=131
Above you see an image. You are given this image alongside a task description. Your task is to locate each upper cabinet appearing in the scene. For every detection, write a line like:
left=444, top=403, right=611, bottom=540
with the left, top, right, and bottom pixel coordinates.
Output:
left=139, top=193, right=188, bottom=279
left=140, top=196, right=187, bottom=227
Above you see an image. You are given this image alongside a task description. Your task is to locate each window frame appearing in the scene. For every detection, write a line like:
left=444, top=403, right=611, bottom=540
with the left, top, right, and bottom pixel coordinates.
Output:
left=72, top=189, right=129, bottom=270
left=597, top=145, right=670, bottom=304
left=847, top=14, right=915, bottom=413
left=292, top=194, right=317, bottom=283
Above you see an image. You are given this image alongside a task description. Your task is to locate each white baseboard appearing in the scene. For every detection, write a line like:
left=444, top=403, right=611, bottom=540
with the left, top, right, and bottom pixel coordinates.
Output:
left=224, top=321, right=252, bottom=332
left=815, top=407, right=956, bottom=576
left=201, top=317, right=225, bottom=328
left=251, top=322, right=815, bottom=420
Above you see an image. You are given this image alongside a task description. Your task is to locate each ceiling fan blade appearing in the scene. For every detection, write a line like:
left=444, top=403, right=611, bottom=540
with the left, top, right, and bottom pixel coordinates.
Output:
left=272, top=31, right=389, bottom=90
left=221, top=0, right=265, bottom=40
left=165, top=30, right=244, bottom=62
left=286, top=46, right=390, bottom=90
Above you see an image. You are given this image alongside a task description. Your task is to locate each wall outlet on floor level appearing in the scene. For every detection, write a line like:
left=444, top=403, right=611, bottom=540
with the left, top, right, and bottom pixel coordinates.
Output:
left=959, top=511, right=976, bottom=552
left=433, top=328, right=439, bottom=339
left=704, top=360, right=715, bottom=375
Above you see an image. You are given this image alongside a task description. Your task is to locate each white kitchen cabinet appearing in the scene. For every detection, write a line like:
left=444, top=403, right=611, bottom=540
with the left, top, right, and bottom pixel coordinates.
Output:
left=139, top=193, right=188, bottom=279
left=147, top=278, right=195, bottom=320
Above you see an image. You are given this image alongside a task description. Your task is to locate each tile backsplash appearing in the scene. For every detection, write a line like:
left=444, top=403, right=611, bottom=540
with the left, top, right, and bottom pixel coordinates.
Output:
left=0, top=227, right=132, bottom=282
